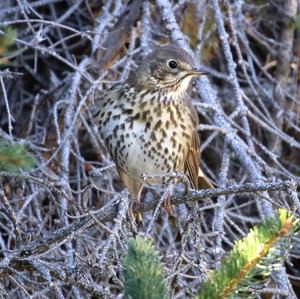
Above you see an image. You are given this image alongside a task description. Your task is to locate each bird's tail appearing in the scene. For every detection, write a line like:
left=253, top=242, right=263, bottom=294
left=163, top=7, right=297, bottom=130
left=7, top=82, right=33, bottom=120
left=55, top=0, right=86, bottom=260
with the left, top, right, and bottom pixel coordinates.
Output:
left=197, top=167, right=214, bottom=189
left=198, top=175, right=214, bottom=189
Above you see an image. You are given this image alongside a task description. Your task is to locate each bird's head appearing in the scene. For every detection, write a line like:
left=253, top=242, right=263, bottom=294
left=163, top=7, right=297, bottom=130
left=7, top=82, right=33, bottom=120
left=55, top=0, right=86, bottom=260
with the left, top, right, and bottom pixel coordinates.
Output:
left=129, top=46, right=207, bottom=94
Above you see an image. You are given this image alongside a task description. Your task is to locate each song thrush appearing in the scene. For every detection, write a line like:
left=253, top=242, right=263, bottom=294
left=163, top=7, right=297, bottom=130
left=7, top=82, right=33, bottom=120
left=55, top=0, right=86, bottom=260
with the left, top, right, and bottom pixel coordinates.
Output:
left=93, top=45, right=213, bottom=207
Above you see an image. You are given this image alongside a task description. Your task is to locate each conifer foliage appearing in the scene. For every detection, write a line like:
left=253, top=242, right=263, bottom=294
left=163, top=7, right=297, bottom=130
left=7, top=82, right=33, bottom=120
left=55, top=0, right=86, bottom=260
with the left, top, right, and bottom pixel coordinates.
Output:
left=0, top=139, right=35, bottom=172
left=123, top=236, right=168, bottom=299
left=196, top=209, right=298, bottom=299
left=123, top=210, right=298, bottom=299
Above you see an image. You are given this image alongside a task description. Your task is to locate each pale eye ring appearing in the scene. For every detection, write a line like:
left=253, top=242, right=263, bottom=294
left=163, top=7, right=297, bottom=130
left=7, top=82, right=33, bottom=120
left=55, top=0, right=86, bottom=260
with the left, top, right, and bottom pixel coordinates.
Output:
left=168, top=60, right=178, bottom=69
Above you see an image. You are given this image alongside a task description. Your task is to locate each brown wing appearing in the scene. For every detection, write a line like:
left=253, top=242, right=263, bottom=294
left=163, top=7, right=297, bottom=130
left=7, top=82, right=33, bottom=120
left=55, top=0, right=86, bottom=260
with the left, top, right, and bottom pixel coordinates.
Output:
left=184, top=99, right=214, bottom=190
left=184, top=127, right=201, bottom=189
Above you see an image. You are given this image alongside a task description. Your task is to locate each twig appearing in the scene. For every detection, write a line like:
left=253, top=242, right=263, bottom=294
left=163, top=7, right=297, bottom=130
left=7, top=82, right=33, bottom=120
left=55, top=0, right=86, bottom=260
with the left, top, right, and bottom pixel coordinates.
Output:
left=5, top=181, right=296, bottom=259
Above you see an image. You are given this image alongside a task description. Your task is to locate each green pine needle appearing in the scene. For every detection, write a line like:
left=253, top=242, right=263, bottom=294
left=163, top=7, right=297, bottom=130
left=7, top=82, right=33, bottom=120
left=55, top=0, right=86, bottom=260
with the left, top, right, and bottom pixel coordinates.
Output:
left=0, top=140, right=35, bottom=172
left=0, top=27, right=17, bottom=48
left=196, top=209, right=298, bottom=299
left=0, top=27, right=17, bottom=65
left=123, top=236, right=168, bottom=299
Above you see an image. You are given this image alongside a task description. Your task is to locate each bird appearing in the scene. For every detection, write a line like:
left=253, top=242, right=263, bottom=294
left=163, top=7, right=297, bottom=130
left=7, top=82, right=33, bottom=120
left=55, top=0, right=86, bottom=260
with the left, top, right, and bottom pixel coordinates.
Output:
left=92, top=45, right=213, bottom=213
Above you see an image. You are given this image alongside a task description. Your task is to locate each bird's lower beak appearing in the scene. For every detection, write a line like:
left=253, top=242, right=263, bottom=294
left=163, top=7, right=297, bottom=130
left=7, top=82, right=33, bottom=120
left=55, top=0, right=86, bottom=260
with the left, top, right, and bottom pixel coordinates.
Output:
left=189, top=68, right=209, bottom=76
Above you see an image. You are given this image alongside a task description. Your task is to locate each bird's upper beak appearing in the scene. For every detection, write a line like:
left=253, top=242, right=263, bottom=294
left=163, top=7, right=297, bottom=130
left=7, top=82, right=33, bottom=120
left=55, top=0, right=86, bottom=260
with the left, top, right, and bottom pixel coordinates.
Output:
left=188, top=67, right=209, bottom=76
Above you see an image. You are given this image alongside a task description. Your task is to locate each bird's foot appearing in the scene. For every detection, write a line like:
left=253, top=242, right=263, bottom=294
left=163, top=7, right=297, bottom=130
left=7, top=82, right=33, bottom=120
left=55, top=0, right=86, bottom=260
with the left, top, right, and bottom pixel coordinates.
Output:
left=129, top=200, right=144, bottom=225
left=162, top=188, right=175, bottom=217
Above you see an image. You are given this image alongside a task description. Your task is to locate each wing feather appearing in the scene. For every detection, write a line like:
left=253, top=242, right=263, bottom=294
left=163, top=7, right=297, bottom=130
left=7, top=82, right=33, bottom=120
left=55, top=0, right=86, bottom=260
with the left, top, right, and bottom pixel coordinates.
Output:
left=184, top=99, right=213, bottom=189
left=184, top=128, right=201, bottom=189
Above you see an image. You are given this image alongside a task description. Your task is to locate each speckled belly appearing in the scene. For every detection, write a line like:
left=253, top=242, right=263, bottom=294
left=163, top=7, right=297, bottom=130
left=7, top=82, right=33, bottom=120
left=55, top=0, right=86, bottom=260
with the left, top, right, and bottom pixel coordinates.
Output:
left=101, top=113, right=191, bottom=186
left=123, top=125, right=187, bottom=184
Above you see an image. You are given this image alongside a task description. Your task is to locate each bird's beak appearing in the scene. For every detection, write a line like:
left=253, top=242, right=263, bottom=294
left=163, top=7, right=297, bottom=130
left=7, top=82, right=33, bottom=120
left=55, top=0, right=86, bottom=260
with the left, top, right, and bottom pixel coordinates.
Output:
left=188, top=68, right=209, bottom=76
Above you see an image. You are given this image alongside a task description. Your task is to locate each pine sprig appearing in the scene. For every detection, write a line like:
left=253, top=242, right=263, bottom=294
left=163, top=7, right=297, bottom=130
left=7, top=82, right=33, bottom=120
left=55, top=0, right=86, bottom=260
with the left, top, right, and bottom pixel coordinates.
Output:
left=196, top=209, right=298, bottom=299
left=0, top=139, right=35, bottom=172
left=0, top=27, right=17, bottom=65
left=123, top=236, right=168, bottom=299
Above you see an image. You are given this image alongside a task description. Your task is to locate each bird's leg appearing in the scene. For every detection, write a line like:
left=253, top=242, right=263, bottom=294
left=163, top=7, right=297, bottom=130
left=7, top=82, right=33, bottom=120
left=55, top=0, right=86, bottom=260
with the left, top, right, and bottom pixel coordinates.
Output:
left=129, top=184, right=144, bottom=224
left=162, top=183, right=175, bottom=216
left=163, top=196, right=174, bottom=216
left=162, top=172, right=190, bottom=215
left=142, top=172, right=182, bottom=216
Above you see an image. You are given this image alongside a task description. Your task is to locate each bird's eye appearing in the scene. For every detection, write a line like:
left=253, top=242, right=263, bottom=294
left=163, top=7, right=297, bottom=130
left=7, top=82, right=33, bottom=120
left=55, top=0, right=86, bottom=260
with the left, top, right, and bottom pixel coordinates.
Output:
left=168, top=60, right=178, bottom=69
